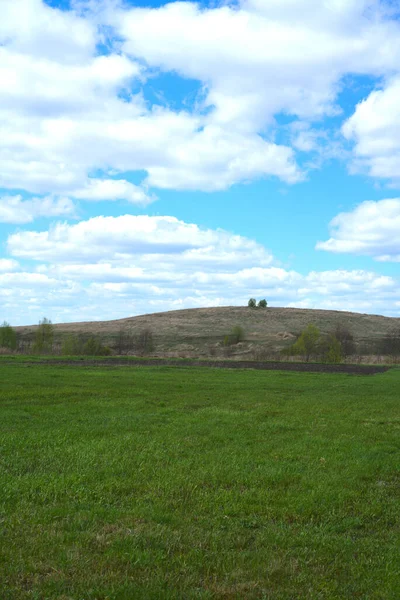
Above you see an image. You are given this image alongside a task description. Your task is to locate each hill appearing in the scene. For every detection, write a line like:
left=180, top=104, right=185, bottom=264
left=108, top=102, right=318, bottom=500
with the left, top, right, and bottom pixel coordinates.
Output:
left=15, top=306, right=400, bottom=358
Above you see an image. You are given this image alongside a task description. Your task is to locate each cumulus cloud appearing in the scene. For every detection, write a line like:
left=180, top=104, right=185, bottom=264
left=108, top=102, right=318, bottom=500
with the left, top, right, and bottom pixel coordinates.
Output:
left=1, top=214, right=398, bottom=324
left=317, top=199, right=400, bottom=261
left=343, top=76, right=400, bottom=186
left=1, top=1, right=400, bottom=324
left=0, top=0, right=96, bottom=62
left=7, top=214, right=275, bottom=267
left=70, top=179, right=155, bottom=205
left=0, top=259, right=19, bottom=273
left=0, top=0, right=301, bottom=197
left=115, top=0, right=400, bottom=127
left=0, top=272, right=60, bottom=288
left=0, top=195, right=76, bottom=223
left=1, top=0, right=400, bottom=198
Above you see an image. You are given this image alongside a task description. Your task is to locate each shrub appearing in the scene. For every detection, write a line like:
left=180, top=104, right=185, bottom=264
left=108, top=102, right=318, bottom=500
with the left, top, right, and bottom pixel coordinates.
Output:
left=380, top=330, right=400, bottom=356
left=223, top=334, right=232, bottom=347
left=248, top=298, right=257, bottom=308
left=324, top=335, right=342, bottom=364
left=62, top=334, right=111, bottom=356
left=283, top=324, right=320, bottom=362
left=231, top=325, right=245, bottom=343
left=0, top=321, right=17, bottom=351
left=82, top=336, right=112, bottom=356
left=116, top=328, right=134, bottom=354
left=135, top=328, right=155, bottom=355
left=32, top=317, right=54, bottom=354
left=224, top=325, right=245, bottom=346
left=61, top=335, right=83, bottom=356
left=334, top=324, right=356, bottom=356
left=258, top=299, right=268, bottom=308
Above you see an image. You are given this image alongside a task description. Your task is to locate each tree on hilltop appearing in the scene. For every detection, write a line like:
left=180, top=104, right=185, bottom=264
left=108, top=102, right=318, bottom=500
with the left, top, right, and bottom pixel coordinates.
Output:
left=248, top=298, right=268, bottom=308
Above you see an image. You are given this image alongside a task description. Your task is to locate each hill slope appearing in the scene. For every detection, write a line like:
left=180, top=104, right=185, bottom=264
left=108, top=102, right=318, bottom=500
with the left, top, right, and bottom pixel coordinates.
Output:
left=16, top=306, right=399, bottom=357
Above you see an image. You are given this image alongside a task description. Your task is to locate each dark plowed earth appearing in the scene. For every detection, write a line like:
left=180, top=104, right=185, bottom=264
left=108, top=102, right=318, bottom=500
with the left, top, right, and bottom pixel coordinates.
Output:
left=11, top=358, right=391, bottom=375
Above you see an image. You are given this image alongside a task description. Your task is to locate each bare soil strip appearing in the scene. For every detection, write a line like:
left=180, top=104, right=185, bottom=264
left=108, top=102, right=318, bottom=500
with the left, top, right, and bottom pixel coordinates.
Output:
left=9, top=358, right=391, bottom=375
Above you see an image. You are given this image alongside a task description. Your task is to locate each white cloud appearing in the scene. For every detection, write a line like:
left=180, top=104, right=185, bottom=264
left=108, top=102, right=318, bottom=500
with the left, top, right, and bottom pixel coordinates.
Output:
left=0, top=272, right=59, bottom=288
left=145, top=126, right=301, bottom=190
left=0, top=49, right=140, bottom=117
left=343, top=76, right=400, bottom=185
left=0, top=0, right=301, bottom=197
left=0, top=1, right=400, bottom=326
left=0, top=195, right=76, bottom=224
left=0, top=0, right=96, bottom=62
left=317, top=199, right=400, bottom=261
left=70, top=179, right=155, bottom=205
left=1, top=0, right=400, bottom=199
left=1, top=214, right=398, bottom=325
left=115, top=0, right=400, bottom=128
left=7, top=214, right=275, bottom=267
left=0, top=259, right=19, bottom=273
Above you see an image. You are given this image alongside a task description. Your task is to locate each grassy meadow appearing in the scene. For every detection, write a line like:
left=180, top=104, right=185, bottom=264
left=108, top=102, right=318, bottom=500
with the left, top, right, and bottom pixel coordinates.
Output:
left=0, top=363, right=399, bottom=599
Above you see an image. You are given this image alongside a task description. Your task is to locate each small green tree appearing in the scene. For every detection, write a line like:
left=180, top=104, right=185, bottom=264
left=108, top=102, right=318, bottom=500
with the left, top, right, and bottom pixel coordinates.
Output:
left=135, top=328, right=155, bottom=355
left=33, top=317, right=54, bottom=354
left=299, top=324, right=320, bottom=362
left=324, top=335, right=342, bottom=364
left=334, top=324, right=356, bottom=357
left=258, top=299, right=268, bottom=308
left=0, top=321, right=17, bottom=351
left=61, top=335, right=83, bottom=356
left=248, top=298, right=257, bottom=308
left=224, top=325, right=245, bottom=346
left=82, top=336, right=111, bottom=356
left=284, top=324, right=320, bottom=362
left=116, top=328, right=134, bottom=354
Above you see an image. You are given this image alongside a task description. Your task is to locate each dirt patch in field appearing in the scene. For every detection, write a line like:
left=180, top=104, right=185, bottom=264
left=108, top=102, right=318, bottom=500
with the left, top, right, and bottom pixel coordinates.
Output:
left=10, top=358, right=391, bottom=375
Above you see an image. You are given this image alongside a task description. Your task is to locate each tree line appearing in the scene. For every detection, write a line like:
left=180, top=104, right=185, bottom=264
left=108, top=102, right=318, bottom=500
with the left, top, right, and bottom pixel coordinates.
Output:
left=1, top=317, right=400, bottom=361
left=282, top=323, right=357, bottom=363
left=0, top=319, right=155, bottom=356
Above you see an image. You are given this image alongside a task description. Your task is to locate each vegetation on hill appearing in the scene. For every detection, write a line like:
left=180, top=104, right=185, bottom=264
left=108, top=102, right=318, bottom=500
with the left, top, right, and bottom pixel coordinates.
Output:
left=282, top=323, right=357, bottom=364
left=6, top=306, right=400, bottom=363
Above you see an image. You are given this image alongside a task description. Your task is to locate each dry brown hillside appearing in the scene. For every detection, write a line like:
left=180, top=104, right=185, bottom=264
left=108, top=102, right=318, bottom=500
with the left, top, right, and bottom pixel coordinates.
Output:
left=16, top=306, right=400, bottom=357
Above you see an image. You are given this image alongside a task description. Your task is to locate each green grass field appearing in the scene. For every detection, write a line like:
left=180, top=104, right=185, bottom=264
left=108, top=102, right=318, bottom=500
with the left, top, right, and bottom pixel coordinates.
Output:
left=1, top=364, right=399, bottom=599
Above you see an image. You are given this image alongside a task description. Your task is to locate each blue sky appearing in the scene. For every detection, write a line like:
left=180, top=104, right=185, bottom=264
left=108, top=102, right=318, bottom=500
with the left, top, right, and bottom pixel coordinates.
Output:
left=0, top=0, right=399, bottom=324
